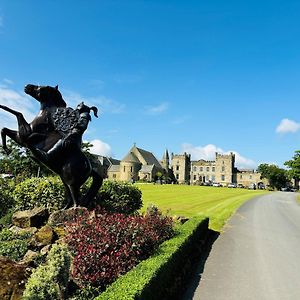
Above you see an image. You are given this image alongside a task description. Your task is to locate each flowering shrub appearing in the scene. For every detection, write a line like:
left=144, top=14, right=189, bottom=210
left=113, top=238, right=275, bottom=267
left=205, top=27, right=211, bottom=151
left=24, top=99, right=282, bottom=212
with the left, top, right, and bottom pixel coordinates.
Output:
left=65, top=207, right=174, bottom=290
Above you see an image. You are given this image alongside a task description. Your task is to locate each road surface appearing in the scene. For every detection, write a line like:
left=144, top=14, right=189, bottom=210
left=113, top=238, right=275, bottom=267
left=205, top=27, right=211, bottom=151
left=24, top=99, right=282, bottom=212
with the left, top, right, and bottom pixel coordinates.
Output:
left=184, top=192, right=300, bottom=300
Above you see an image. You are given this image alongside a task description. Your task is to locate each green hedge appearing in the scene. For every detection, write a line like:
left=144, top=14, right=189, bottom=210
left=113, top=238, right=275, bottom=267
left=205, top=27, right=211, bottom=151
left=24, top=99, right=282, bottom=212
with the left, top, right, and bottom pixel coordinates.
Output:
left=96, top=216, right=209, bottom=300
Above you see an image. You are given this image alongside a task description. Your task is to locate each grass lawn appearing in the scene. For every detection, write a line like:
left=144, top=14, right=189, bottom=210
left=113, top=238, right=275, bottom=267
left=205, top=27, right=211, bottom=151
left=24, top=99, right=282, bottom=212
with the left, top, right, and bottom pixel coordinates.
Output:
left=137, top=184, right=268, bottom=231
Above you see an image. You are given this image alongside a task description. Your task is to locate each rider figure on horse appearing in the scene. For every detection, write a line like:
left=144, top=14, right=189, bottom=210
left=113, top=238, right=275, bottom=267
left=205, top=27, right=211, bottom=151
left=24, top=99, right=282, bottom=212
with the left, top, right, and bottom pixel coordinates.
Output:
left=37, top=102, right=98, bottom=161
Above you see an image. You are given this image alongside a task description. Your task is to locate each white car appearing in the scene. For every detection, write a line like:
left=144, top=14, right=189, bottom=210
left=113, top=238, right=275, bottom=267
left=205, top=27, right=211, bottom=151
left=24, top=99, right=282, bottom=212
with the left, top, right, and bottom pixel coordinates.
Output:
left=227, top=183, right=237, bottom=188
left=212, top=182, right=222, bottom=187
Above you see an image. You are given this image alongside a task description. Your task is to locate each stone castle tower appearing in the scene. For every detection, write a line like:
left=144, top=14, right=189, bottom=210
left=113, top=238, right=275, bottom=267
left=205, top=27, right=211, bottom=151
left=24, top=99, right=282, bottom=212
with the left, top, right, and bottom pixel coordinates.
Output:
left=171, top=152, right=191, bottom=184
left=215, top=152, right=235, bottom=184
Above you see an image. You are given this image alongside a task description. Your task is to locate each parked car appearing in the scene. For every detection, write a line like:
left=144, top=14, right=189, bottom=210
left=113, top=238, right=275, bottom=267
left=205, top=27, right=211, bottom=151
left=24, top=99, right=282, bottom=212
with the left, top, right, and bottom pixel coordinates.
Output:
left=212, top=182, right=222, bottom=187
left=227, top=183, right=237, bottom=188
left=237, top=184, right=245, bottom=188
left=248, top=183, right=256, bottom=190
left=281, top=187, right=296, bottom=192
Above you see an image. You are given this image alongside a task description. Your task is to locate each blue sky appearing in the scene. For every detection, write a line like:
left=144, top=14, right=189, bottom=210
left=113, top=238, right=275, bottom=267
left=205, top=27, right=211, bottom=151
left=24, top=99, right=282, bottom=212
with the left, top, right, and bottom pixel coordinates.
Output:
left=1, top=0, right=300, bottom=169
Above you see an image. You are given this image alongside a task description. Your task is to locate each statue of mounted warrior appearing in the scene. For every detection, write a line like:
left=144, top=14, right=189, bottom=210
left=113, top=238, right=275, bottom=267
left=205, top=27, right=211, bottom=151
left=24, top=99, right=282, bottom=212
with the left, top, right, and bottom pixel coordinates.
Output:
left=0, top=84, right=105, bottom=208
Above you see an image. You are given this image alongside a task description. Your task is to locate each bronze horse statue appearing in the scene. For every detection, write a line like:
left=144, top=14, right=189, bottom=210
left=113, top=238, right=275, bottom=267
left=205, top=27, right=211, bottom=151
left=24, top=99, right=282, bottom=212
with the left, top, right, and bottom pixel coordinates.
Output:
left=0, top=84, right=104, bottom=208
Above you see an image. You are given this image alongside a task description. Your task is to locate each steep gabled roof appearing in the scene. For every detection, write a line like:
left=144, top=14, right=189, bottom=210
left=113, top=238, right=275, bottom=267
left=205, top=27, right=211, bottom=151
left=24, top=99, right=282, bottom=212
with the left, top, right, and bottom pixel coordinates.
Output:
left=135, top=146, right=162, bottom=168
left=122, top=151, right=141, bottom=164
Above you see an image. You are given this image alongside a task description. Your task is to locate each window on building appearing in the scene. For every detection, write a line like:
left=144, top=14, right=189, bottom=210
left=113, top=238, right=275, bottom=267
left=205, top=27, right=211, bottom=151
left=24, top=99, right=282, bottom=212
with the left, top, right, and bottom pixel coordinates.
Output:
left=221, top=175, right=225, bottom=181
left=250, top=175, right=252, bottom=179
left=222, top=166, right=225, bottom=172
left=176, top=165, right=180, bottom=171
left=176, top=174, right=179, bottom=180
left=206, top=167, right=209, bottom=172
left=193, top=175, right=197, bottom=180
left=222, top=160, right=225, bottom=165
left=211, top=175, right=215, bottom=182
left=212, top=167, right=215, bottom=172
left=113, top=174, right=116, bottom=179
left=193, top=166, right=197, bottom=171
left=123, top=166, right=126, bottom=172
left=240, top=175, right=243, bottom=179
left=200, top=167, right=203, bottom=172
left=130, top=166, right=133, bottom=172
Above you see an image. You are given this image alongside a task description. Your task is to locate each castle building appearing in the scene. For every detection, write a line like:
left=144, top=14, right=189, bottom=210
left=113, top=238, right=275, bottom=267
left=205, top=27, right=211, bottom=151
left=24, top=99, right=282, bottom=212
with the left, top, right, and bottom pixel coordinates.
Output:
left=190, top=152, right=236, bottom=185
left=104, top=144, right=265, bottom=187
left=190, top=152, right=265, bottom=187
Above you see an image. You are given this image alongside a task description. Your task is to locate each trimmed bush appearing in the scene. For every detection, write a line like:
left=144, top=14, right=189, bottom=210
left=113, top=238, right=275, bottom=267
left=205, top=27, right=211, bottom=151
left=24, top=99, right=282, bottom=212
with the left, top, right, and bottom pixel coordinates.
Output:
left=13, top=177, right=142, bottom=214
left=13, top=176, right=65, bottom=212
left=23, top=243, right=71, bottom=300
left=95, top=181, right=142, bottom=214
left=96, top=216, right=209, bottom=300
left=65, top=207, right=174, bottom=290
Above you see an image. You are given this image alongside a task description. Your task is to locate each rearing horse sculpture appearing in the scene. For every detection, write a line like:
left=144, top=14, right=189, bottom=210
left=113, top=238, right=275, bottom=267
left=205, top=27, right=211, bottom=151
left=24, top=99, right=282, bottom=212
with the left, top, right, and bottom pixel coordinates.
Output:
left=0, top=84, right=104, bottom=208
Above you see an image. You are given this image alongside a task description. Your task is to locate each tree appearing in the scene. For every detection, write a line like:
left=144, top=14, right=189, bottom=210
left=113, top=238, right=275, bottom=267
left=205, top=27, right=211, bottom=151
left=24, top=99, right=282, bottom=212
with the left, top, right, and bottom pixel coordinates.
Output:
left=0, top=140, right=52, bottom=180
left=284, top=150, right=300, bottom=189
left=257, top=163, right=288, bottom=190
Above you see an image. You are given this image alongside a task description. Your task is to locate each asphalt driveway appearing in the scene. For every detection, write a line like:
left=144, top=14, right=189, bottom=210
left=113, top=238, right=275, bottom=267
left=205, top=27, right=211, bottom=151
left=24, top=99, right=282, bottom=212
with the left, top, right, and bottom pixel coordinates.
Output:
left=183, top=192, right=300, bottom=300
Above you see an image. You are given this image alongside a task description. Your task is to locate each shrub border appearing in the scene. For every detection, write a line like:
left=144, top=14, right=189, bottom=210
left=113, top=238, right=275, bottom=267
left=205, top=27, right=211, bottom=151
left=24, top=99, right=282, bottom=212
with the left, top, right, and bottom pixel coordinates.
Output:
left=96, top=216, right=209, bottom=300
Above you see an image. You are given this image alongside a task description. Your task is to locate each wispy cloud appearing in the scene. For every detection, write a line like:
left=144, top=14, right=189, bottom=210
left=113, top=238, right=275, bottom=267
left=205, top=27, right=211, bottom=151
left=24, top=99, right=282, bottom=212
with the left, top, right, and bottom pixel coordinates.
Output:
left=172, top=115, right=190, bottom=125
left=88, top=79, right=105, bottom=90
left=3, top=78, right=13, bottom=85
left=63, top=89, right=125, bottom=114
left=276, top=118, right=300, bottom=134
left=0, top=83, right=37, bottom=130
left=145, top=102, right=169, bottom=115
left=112, top=73, right=142, bottom=84
left=181, top=143, right=257, bottom=169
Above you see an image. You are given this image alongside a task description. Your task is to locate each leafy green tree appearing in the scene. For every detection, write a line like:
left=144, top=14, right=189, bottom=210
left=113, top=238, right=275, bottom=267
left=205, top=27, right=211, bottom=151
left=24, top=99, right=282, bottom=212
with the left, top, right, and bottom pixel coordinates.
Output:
left=257, top=163, right=288, bottom=190
left=0, top=140, right=52, bottom=180
left=284, top=150, right=300, bottom=189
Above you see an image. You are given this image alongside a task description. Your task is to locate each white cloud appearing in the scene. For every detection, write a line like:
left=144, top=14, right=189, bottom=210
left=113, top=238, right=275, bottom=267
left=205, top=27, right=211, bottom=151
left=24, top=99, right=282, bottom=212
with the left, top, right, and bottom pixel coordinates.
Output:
left=63, top=89, right=125, bottom=114
left=88, top=139, right=112, bottom=157
left=181, top=143, right=257, bottom=169
left=276, top=118, right=300, bottom=134
left=0, top=85, right=37, bottom=130
left=145, top=102, right=169, bottom=115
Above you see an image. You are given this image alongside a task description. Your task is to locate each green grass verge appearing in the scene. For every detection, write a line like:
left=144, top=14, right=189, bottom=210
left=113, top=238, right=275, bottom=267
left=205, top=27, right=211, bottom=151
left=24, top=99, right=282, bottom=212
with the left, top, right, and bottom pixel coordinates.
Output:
left=138, top=184, right=268, bottom=231
left=95, top=216, right=208, bottom=300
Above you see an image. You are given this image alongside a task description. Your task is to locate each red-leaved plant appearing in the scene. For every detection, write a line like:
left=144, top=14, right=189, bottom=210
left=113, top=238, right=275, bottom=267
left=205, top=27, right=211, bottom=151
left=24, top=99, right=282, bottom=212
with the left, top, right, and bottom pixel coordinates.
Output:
left=65, top=206, right=174, bottom=290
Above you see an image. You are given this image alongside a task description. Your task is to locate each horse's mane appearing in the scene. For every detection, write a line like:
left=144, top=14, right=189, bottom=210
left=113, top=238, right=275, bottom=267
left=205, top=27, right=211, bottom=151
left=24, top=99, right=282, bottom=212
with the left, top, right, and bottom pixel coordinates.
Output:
left=51, top=86, right=67, bottom=107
